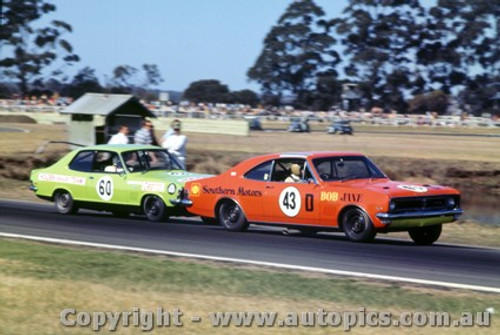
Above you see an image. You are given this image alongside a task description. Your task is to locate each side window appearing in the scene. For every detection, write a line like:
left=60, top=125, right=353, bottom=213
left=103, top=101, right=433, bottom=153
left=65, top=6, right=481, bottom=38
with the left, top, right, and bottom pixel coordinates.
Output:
left=68, top=151, right=94, bottom=172
left=92, top=151, right=121, bottom=173
left=271, top=159, right=306, bottom=182
left=244, top=160, right=273, bottom=181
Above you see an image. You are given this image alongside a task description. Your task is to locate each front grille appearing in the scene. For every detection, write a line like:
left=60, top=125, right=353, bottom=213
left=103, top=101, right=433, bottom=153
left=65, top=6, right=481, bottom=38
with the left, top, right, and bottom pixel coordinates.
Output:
left=391, top=195, right=460, bottom=213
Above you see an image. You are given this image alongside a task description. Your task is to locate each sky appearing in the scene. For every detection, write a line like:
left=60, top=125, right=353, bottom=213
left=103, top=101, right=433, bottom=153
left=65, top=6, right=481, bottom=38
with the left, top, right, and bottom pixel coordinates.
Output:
left=42, top=0, right=348, bottom=93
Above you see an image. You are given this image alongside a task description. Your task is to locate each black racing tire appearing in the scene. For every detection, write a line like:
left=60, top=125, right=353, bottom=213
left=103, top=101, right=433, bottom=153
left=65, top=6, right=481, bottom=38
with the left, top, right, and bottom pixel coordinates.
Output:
left=218, top=200, right=249, bottom=232
left=201, top=216, right=218, bottom=225
left=408, top=224, right=442, bottom=245
left=54, top=190, right=78, bottom=215
left=143, top=196, right=168, bottom=222
left=342, top=208, right=376, bottom=242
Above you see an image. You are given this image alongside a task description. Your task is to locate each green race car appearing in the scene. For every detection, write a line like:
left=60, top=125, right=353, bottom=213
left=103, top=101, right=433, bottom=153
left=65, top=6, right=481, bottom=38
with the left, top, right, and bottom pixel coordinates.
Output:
left=30, top=144, right=210, bottom=221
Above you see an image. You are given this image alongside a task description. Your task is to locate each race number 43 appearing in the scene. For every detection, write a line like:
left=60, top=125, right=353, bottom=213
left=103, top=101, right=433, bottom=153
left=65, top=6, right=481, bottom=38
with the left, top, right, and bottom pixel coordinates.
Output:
left=96, top=176, right=113, bottom=201
left=279, top=186, right=301, bottom=217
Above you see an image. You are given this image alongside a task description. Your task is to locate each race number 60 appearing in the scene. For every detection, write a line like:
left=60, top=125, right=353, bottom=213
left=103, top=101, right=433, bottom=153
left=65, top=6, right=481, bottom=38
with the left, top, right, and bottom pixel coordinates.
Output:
left=96, top=176, right=113, bottom=201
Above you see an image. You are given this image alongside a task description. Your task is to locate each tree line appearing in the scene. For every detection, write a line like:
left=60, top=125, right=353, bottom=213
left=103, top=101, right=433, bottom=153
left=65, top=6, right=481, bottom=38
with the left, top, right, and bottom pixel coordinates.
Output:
left=1, top=0, right=499, bottom=115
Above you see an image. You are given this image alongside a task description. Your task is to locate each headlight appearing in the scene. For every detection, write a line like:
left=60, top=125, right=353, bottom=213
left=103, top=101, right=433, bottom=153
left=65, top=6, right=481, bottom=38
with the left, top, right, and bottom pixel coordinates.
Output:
left=389, top=201, right=396, bottom=211
left=447, top=198, right=456, bottom=208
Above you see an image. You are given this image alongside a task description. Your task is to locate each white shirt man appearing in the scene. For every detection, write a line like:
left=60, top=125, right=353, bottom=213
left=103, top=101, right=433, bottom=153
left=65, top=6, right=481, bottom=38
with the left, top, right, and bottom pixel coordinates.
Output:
left=108, top=125, right=129, bottom=144
left=161, top=120, right=187, bottom=168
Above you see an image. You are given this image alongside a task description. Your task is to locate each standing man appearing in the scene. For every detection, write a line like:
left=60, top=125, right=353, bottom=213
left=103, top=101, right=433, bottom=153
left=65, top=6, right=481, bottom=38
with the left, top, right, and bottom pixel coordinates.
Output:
left=161, top=119, right=187, bottom=168
left=134, top=119, right=154, bottom=145
left=107, top=125, right=129, bottom=144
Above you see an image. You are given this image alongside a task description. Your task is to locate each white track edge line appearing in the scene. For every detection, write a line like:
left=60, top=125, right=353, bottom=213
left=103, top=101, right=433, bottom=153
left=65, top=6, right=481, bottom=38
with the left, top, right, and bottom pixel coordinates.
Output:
left=1, top=232, right=499, bottom=294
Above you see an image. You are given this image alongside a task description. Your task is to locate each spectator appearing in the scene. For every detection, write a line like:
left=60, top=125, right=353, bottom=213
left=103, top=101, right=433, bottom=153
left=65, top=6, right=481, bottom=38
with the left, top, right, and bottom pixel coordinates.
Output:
left=134, top=120, right=154, bottom=145
left=161, top=119, right=187, bottom=168
left=107, top=125, right=129, bottom=144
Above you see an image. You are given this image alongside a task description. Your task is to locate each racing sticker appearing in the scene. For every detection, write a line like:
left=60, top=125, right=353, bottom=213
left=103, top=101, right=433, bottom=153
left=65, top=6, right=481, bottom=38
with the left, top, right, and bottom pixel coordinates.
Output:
left=167, top=183, right=176, bottom=194
left=397, top=185, right=428, bottom=193
left=96, top=176, right=113, bottom=201
left=190, top=183, right=201, bottom=197
left=279, top=186, right=301, bottom=217
left=167, top=172, right=188, bottom=177
left=38, top=173, right=86, bottom=185
left=141, top=182, right=165, bottom=192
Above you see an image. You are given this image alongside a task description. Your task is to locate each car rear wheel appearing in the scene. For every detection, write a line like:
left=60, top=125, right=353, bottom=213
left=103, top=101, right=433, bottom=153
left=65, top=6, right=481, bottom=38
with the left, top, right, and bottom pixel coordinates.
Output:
left=143, top=196, right=168, bottom=222
left=218, top=201, right=249, bottom=232
left=54, top=190, right=78, bottom=215
left=342, top=208, right=376, bottom=242
left=408, top=224, right=442, bottom=245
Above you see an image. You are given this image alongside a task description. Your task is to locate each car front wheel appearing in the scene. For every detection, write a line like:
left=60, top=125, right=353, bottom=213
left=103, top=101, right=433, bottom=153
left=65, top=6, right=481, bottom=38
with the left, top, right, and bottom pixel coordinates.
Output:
left=54, top=190, right=78, bottom=215
left=342, top=208, right=376, bottom=242
left=408, top=224, right=442, bottom=245
left=143, top=196, right=168, bottom=222
left=218, top=201, right=249, bottom=231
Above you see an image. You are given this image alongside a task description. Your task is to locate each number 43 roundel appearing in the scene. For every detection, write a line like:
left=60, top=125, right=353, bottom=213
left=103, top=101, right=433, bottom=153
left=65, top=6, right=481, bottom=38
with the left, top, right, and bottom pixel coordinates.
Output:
left=279, top=186, right=301, bottom=217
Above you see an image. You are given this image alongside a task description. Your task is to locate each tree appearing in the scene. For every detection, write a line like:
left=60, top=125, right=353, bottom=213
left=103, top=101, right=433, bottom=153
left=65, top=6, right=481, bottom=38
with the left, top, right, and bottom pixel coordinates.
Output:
left=111, top=65, right=138, bottom=90
left=184, top=80, right=231, bottom=103
left=230, top=89, right=259, bottom=107
left=142, top=64, right=164, bottom=89
left=63, top=67, right=103, bottom=99
left=408, top=90, right=449, bottom=114
left=336, top=0, right=425, bottom=111
left=0, top=0, right=79, bottom=95
left=248, top=0, right=339, bottom=108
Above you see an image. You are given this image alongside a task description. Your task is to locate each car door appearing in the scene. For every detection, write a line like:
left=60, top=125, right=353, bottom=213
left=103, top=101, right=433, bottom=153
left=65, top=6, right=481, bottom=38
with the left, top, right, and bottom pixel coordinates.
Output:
left=237, top=160, right=273, bottom=221
left=262, top=158, right=319, bottom=225
left=84, top=151, right=128, bottom=205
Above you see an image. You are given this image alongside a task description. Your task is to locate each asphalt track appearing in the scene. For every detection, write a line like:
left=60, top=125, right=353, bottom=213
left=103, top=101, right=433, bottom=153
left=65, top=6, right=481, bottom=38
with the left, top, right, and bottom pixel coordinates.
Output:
left=1, top=199, right=499, bottom=291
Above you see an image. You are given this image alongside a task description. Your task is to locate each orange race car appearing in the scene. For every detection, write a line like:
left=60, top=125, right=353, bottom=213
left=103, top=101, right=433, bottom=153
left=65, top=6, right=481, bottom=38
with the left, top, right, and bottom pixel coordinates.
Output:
left=174, top=152, right=463, bottom=245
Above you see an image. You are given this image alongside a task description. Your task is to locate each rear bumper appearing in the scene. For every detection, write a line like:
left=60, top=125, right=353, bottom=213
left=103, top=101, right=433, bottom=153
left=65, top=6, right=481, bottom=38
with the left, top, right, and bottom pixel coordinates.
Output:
left=29, top=185, right=37, bottom=192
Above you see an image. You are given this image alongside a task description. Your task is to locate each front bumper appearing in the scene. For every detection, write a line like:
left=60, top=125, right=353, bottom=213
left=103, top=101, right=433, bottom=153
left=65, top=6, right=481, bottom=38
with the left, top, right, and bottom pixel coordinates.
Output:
left=29, top=185, right=37, bottom=192
left=376, top=208, right=463, bottom=229
left=169, top=199, right=193, bottom=207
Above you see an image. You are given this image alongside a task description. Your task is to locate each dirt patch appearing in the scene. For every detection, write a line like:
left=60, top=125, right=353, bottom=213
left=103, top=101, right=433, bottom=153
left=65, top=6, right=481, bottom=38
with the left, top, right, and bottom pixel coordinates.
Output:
left=0, top=115, right=36, bottom=123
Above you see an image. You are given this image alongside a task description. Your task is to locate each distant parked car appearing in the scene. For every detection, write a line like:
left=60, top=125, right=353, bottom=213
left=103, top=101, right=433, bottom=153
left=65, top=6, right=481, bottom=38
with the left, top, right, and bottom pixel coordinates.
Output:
left=287, top=119, right=310, bottom=132
left=327, top=120, right=353, bottom=135
left=247, top=117, right=263, bottom=131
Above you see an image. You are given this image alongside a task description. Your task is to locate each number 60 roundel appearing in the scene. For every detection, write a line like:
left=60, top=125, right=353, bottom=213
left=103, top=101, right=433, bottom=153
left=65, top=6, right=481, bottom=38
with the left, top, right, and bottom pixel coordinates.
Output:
left=279, top=186, right=301, bottom=217
left=96, top=176, right=113, bottom=201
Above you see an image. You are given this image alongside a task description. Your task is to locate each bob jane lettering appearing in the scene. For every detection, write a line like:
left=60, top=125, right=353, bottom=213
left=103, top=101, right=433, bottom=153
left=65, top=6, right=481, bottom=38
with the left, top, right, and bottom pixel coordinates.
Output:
left=202, top=186, right=262, bottom=197
left=320, top=192, right=362, bottom=202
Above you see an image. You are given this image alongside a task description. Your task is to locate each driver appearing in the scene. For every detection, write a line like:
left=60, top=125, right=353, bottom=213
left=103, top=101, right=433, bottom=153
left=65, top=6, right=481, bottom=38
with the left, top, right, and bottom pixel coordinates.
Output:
left=285, top=163, right=302, bottom=183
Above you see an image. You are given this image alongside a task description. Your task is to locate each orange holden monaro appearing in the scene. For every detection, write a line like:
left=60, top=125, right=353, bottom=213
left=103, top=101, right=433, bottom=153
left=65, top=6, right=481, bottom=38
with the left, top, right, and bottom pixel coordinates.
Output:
left=176, top=152, right=463, bottom=245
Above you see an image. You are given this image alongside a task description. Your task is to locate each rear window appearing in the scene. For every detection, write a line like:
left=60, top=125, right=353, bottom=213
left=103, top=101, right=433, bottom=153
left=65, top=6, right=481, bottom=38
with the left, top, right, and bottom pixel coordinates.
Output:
left=69, top=151, right=94, bottom=172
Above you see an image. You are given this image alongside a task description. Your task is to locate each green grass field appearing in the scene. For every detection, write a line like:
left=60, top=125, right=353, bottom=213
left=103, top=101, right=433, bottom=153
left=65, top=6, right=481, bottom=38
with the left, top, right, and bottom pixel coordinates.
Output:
left=0, top=238, right=498, bottom=334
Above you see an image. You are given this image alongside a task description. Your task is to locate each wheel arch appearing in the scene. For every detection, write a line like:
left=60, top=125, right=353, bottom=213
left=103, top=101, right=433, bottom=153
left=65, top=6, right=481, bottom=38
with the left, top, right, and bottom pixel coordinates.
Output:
left=214, top=197, right=247, bottom=220
left=51, top=187, right=73, bottom=201
left=337, top=204, right=371, bottom=231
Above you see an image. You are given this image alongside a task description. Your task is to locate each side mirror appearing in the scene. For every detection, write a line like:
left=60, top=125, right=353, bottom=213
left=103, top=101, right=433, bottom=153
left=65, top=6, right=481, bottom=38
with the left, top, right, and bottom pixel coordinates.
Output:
left=307, top=178, right=316, bottom=185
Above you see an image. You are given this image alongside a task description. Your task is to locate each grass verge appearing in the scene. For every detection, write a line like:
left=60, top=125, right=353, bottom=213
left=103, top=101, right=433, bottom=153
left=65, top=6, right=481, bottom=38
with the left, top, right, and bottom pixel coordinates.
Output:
left=0, top=238, right=498, bottom=334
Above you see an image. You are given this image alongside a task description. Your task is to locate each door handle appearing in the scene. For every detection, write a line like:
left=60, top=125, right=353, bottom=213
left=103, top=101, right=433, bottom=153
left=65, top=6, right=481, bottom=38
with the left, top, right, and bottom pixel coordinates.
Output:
left=89, top=176, right=94, bottom=180
left=266, top=185, right=274, bottom=189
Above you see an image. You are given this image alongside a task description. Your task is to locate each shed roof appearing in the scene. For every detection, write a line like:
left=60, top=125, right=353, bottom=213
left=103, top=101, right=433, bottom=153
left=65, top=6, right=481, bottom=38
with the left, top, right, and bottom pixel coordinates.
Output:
left=61, top=93, right=155, bottom=117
